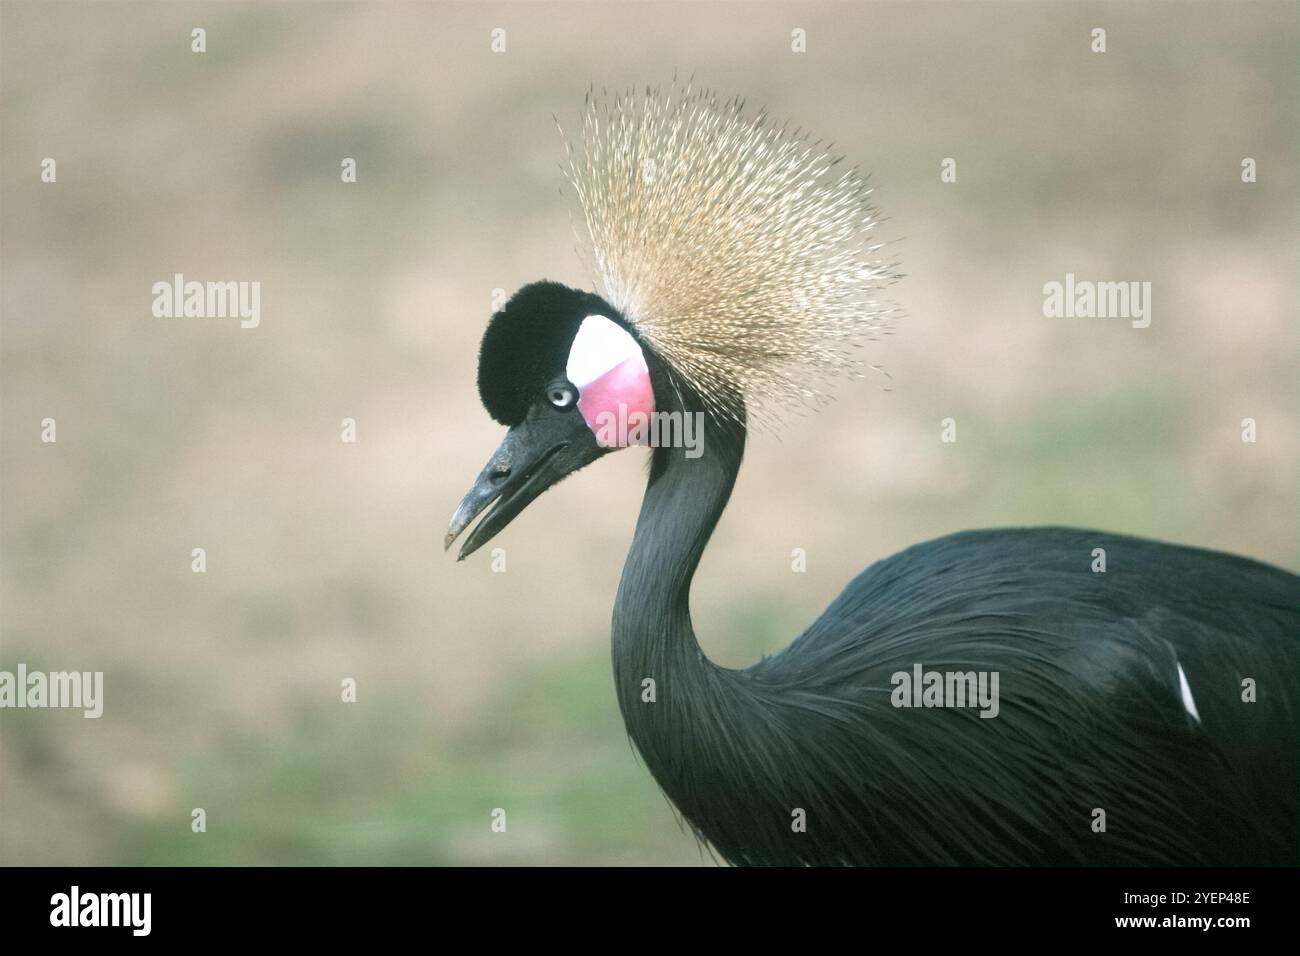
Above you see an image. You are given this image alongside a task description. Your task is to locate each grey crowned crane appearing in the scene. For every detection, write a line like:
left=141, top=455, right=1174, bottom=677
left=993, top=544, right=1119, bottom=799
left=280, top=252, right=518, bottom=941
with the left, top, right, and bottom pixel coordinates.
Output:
left=445, top=84, right=1299, bottom=866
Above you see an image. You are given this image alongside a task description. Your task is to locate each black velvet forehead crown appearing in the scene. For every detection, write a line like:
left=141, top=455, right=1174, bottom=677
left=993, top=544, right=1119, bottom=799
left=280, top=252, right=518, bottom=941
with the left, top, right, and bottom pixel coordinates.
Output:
left=476, top=281, right=622, bottom=426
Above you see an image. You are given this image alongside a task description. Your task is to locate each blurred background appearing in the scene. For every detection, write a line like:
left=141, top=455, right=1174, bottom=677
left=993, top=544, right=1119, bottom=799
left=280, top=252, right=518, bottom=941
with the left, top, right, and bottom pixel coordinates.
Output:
left=1, top=1, right=1295, bottom=865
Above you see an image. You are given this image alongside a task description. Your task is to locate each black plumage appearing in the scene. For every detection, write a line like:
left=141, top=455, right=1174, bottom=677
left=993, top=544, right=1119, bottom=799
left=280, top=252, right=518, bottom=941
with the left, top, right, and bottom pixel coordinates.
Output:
left=453, top=282, right=1298, bottom=867
left=477, top=281, right=630, bottom=426
left=613, top=369, right=1298, bottom=864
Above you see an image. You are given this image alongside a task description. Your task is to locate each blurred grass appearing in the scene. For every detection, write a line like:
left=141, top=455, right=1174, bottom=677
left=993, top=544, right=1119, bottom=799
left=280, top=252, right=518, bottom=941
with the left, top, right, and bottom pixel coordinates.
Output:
left=108, top=648, right=707, bottom=866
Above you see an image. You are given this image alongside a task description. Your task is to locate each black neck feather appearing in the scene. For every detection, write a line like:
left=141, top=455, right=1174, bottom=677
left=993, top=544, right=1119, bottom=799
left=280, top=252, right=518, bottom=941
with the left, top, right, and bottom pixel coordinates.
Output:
left=610, top=377, right=768, bottom=856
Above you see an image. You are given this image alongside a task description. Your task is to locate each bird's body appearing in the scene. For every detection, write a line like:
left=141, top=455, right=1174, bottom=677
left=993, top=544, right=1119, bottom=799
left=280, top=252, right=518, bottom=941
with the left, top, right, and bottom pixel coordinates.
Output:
left=448, top=83, right=1299, bottom=865
left=611, top=393, right=1298, bottom=864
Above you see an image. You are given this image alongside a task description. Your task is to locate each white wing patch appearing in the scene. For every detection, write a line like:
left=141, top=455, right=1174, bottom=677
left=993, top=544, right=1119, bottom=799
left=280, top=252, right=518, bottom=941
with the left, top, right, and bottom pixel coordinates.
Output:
left=566, top=314, right=645, bottom=387
left=1177, top=662, right=1201, bottom=723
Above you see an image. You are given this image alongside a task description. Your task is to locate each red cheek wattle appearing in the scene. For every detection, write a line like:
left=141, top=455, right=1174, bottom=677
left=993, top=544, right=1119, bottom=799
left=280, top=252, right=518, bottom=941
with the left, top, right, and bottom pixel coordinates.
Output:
left=577, top=356, right=656, bottom=445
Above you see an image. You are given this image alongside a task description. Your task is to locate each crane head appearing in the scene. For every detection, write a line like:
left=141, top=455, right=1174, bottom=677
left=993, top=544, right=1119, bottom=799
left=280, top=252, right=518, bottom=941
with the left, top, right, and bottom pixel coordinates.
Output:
left=445, top=281, right=656, bottom=560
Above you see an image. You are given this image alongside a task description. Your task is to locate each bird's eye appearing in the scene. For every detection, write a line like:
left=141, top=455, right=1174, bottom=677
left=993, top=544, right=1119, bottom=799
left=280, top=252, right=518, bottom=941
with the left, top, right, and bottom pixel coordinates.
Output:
left=547, top=384, right=577, bottom=409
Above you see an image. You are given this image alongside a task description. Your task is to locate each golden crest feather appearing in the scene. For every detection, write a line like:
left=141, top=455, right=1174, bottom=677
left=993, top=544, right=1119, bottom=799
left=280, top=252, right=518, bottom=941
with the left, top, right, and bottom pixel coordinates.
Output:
left=560, top=81, right=900, bottom=427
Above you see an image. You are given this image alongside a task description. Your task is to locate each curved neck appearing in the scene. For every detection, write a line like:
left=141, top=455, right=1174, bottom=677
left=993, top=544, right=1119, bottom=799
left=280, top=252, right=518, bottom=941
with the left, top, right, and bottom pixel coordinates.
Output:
left=611, top=384, right=748, bottom=789
left=613, top=405, right=744, bottom=651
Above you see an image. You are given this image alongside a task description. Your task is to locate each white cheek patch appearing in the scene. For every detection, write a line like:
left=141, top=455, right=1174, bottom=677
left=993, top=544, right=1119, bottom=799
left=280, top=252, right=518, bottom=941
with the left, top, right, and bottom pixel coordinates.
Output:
left=565, top=314, right=655, bottom=446
left=566, top=315, right=644, bottom=387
